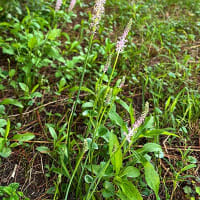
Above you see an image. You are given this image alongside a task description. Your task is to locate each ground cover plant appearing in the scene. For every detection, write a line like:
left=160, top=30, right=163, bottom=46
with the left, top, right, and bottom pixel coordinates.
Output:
left=0, top=0, right=199, bottom=199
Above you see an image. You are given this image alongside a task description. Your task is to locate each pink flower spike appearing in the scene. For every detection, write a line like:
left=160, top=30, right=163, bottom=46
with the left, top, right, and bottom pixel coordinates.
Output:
left=69, top=0, right=77, bottom=11
left=116, top=19, right=132, bottom=53
left=91, top=0, right=106, bottom=33
left=103, top=54, right=112, bottom=73
left=124, top=102, right=149, bottom=143
left=119, top=76, right=126, bottom=88
left=55, top=0, right=62, bottom=11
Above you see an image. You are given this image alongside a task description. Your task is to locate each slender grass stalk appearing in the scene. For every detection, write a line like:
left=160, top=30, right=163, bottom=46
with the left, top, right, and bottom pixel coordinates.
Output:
left=62, top=36, right=94, bottom=198
left=75, top=153, right=89, bottom=198
left=65, top=33, right=94, bottom=147
left=65, top=141, right=88, bottom=199
left=53, top=174, right=61, bottom=200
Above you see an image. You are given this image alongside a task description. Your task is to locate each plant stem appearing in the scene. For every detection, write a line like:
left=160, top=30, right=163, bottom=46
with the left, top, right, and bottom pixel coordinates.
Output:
left=66, top=33, right=94, bottom=148
left=89, top=52, right=119, bottom=164
left=64, top=33, right=94, bottom=199
left=64, top=149, right=86, bottom=199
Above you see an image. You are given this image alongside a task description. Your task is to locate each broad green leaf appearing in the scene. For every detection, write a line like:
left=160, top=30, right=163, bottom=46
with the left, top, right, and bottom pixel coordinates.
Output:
left=183, top=186, right=192, bottom=194
left=120, top=166, right=140, bottom=178
left=143, top=162, right=160, bottom=200
left=141, top=143, right=162, bottom=153
left=36, top=146, right=50, bottom=154
left=116, top=98, right=129, bottom=113
left=70, top=86, right=95, bottom=95
left=0, top=128, right=4, bottom=137
left=97, top=125, right=109, bottom=138
left=108, top=107, right=125, bottom=130
left=86, top=162, right=113, bottom=178
left=0, top=98, right=23, bottom=108
left=195, top=187, right=200, bottom=195
left=102, top=181, right=115, bottom=198
left=0, top=183, right=19, bottom=195
left=19, top=82, right=29, bottom=93
left=102, top=189, right=114, bottom=198
left=0, top=22, right=11, bottom=26
left=85, top=164, right=102, bottom=175
left=70, top=41, right=80, bottom=51
left=141, top=116, right=154, bottom=130
left=9, top=69, right=16, bottom=78
left=10, top=142, right=20, bottom=148
left=0, top=119, right=7, bottom=128
left=48, top=29, right=61, bottom=41
left=48, top=127, right=57, bottom=141
left=82, top=102, right=94, bottom=108
left=0, top=146, right=12, bottom=158
left=2, top=47, right=14, bottom=55
left=86, top=138, right=98, bottom=150
left=155, top=107, right=162, bottom=114
left=28, top=36, right=38, bottom=49
left=58, top=77, right=66, bottom=89
left=117, top=180, right=143, bottom=200
left=48, top=46, right=60, bottom=58
left=82, top=109, right=97, bottom=117
left=0, top=105, right=5, bottom=114
left=84, top=175, right=93, bottom=183
left=109, top=132, right=122, bottom=174
left=187, top=156, right=197, bottom=164
left=12, top=132, right=35, bottom=141
left=104, top=181, right=115, bottom=193
left=143, top=129, right=178, bottom=137
left=117, top=191, right=129, bottom=200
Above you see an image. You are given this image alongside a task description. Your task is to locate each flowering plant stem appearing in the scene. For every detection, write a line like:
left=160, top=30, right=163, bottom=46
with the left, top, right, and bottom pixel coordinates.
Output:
left=72, top=52, right=119, bottom=195
left=95, top=52, right=119, bottom=135
left=64, top=147, right=87, bottom=200
left=66, top=33, right=94, bottom=146
left=63, top=33, right=94, bottom=198
left=89, top=52, right=119, bottom=163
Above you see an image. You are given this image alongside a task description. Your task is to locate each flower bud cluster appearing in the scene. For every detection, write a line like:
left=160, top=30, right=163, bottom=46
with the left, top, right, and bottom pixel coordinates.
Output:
left=116, top=19, right=132, bottom=53
left=123, top=102, right=149, bottom=143
left=103, top=54, right=112, bottom=73
left=69, top=0, right=77, bottom=11
left=55, top=0, right=62, bottom=11
left=91, top=0, right=106, bottom=33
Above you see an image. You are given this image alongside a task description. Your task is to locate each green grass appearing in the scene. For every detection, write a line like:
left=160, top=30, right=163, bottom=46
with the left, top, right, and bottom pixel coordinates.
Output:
left=0, top=0, right=199, bottom=199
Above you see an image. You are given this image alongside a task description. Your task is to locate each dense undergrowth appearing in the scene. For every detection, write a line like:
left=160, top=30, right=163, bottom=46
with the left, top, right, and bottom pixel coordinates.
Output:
left=0, top=0, right=200, bottom=199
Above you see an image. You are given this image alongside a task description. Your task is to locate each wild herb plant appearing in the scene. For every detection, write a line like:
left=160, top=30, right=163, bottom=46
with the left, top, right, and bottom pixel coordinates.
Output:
left=0, top=183, right=29, bottom=200
left=60, top=5, right=176, bottom=199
